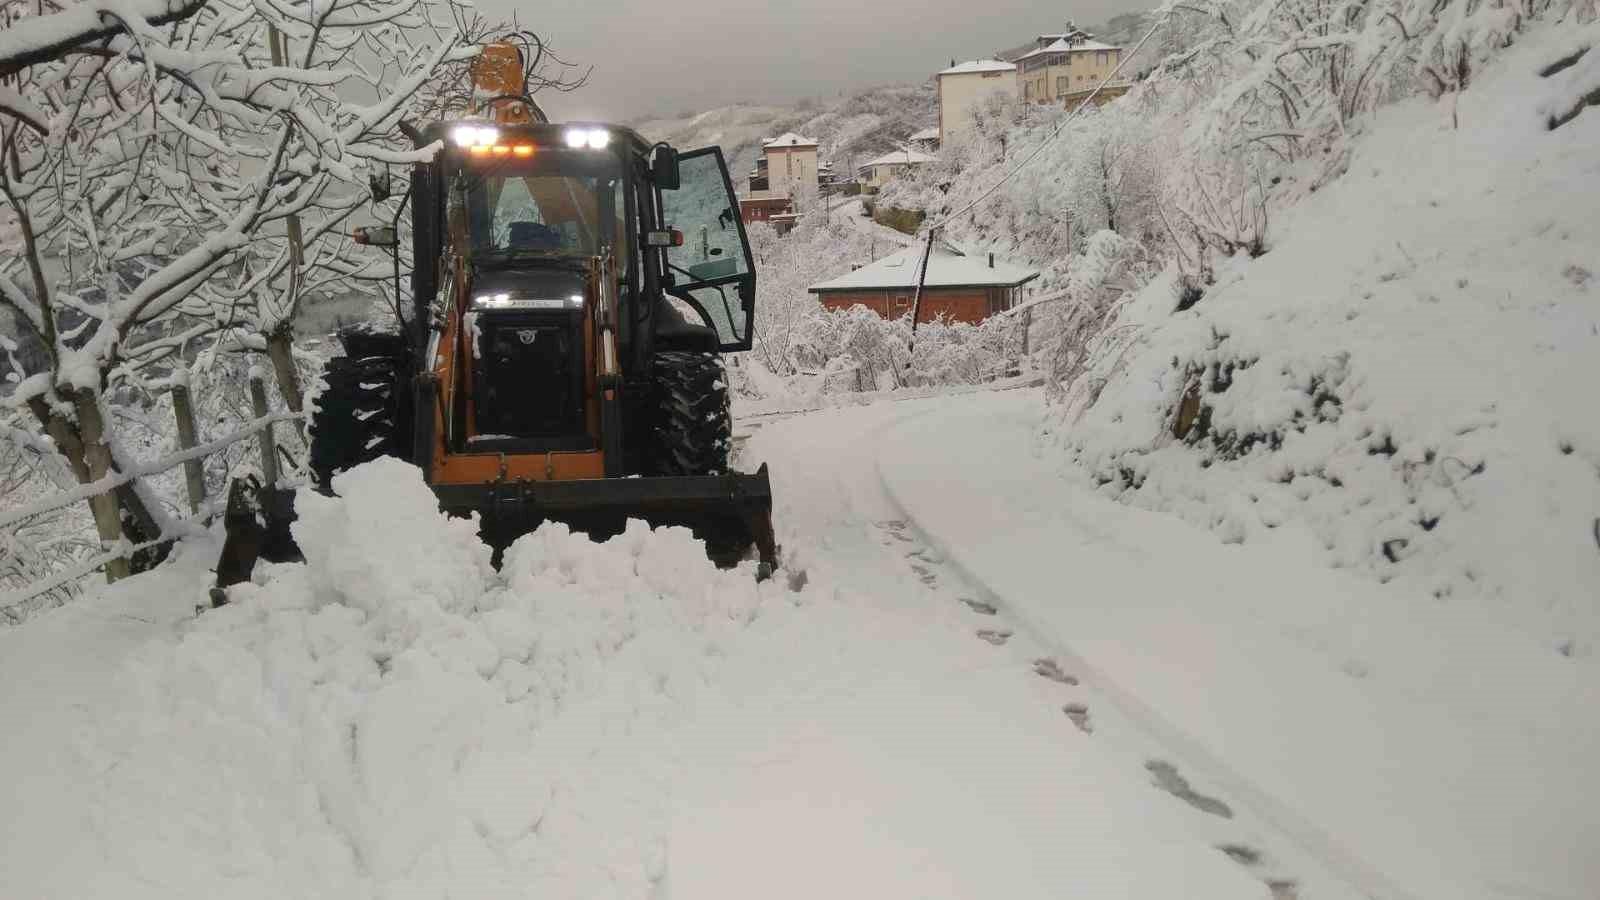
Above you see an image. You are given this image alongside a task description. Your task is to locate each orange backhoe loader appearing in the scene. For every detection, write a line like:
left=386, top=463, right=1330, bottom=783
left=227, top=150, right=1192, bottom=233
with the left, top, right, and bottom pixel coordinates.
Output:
left=211, top=41, right=776, bottom=602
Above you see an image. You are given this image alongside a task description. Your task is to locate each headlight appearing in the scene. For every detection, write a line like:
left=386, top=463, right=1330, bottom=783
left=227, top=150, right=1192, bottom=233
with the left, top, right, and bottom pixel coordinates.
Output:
left=563, top=128, right=611, bottom=150
left=452, top=126, right=499, bottom=147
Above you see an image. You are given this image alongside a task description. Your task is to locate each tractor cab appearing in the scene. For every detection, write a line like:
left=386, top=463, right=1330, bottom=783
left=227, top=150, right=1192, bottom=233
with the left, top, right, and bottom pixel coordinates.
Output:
left=401, top=117, right=760, bottom=475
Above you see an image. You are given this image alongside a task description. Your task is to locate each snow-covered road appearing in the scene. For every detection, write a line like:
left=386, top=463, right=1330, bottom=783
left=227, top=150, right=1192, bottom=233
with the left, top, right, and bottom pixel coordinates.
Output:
left=746, top=386, right=1597, bottom=900
left=3, top=385, right=1593, bottom=900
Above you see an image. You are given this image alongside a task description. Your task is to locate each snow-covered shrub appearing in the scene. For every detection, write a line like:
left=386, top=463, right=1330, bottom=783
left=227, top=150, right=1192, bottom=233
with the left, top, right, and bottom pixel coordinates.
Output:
left=734, top=207, right=1029, bottom=405
left=1039, top=230, right=1157, bottom=412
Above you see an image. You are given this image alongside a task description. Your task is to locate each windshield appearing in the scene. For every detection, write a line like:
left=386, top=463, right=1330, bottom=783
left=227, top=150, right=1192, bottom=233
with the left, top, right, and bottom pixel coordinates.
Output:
left=449, top=163, right=626, bottom=261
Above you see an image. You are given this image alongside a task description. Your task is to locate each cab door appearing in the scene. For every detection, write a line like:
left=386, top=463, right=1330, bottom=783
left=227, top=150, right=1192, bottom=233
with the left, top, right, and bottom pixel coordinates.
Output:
left=659, top=146, right=757, bottom=352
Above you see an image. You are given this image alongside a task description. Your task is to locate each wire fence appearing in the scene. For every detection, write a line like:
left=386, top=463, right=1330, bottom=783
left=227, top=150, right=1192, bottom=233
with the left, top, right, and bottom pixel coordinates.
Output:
left=1, top=371, right=298, bottom=612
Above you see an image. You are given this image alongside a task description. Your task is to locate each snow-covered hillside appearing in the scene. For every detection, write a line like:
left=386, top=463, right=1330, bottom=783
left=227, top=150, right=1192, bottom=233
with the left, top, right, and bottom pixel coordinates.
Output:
left=1060, top=26, right=1600, bottom=655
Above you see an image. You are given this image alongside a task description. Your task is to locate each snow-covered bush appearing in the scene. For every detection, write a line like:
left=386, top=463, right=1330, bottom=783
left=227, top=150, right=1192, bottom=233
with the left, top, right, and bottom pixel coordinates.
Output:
left=734, top=209, right=1026, bottom=406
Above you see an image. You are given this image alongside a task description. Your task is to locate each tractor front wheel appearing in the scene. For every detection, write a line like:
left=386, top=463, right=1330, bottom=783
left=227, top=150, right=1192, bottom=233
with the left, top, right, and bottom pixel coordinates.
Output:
left=645, top=351, right=732, bottom=477
left=308, top=356, right=409, bottom=492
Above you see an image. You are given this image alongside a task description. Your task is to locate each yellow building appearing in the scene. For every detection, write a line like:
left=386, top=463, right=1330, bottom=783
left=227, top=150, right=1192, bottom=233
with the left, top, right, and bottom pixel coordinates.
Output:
left=1014, top=37, right=1126, bottom=105
left=935, top=59, right=1018, bottom=147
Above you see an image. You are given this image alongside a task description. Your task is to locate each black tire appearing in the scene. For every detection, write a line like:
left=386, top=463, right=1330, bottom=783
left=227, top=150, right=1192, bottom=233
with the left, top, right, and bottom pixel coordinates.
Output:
left=645, top=351, right=732, bottom=476
left=308, top=356, right=409, bottom=493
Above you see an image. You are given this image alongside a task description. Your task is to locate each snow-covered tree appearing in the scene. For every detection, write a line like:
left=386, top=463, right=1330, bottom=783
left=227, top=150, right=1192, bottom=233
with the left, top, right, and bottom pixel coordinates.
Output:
left=0, top=0, right=477, bottom=583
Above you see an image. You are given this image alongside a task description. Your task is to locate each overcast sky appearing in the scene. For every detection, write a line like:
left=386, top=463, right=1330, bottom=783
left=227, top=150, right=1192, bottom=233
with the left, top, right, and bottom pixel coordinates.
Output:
left=475, top=0, right=1145, bottom=122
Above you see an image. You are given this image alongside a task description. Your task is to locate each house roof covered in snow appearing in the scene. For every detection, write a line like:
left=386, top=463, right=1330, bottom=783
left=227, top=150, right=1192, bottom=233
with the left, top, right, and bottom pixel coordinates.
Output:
left=808, top=243, right=1038, bottom=293
left=1016, top=38, right=1120, bottom=59
left=908, top=127, right=940, bottom=142
left=859, top=148, right=938, bottom=168
left=938, top=59, right=1016, bottom=75
left=763, top=132, right=819, bottom=148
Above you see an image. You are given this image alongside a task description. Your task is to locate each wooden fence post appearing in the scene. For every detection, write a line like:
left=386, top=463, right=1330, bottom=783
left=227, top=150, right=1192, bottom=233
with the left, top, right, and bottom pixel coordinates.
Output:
left=171, top=384, right=205, bottom=514
left=249, top=372, right=278, bottom=486
left=1021, top=305, right=1032, bottom=357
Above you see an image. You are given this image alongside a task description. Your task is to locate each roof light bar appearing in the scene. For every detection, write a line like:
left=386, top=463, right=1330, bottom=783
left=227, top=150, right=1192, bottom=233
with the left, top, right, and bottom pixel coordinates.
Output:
left=451, top=125, right=499, bottom=147
left=563, top=128, right=611, bottom=150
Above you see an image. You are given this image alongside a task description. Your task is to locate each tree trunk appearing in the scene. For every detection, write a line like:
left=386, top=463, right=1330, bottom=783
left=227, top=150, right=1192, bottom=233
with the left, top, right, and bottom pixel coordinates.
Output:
left=265, top=327, right=305, bottom=440
left=31, top=395, right=169, bottom=578
left=71, top=394, right=131, bottom=582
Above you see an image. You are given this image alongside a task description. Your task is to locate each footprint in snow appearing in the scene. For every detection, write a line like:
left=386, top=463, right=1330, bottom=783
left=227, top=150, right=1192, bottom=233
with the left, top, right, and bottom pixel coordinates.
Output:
left=877, top=520, right=914, bottom=543
left=1266, top=879, right=1299, bottom=899
left=960, top=597, right=998, bottom=615
left=976, top=628, right=1012, bottom=646
left=908, top=563, right=939, bottom=586
left=1217, top=843, right=1261, bottom=865
left=1062, top=703, right=1092, bottom=733
left=1145, top=759, right=1233, bottom=819
left=1033, top=658, right=1079, bottom=685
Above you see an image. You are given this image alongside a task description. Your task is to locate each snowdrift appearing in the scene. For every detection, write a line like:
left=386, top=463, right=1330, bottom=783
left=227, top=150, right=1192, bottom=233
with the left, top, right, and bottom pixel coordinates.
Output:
left=0, top=458, right=775, bottom=898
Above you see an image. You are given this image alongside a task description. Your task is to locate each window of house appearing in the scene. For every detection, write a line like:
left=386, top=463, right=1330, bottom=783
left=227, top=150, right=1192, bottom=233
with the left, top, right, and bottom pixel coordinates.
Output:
left=1097, top=51, right=1108, bottom=65
left=1056, top=76, right=1068, bottom=94
left=1023, top=82, right=1032, bottom=100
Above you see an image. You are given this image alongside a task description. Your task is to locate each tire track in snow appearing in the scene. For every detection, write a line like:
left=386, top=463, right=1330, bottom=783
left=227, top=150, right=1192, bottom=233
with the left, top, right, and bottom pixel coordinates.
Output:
left=871, top=454, right=1420, bottom=900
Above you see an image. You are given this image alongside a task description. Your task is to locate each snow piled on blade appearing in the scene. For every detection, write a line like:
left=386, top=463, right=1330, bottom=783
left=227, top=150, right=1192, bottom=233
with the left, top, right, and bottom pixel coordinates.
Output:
left=12, top=459, right=768, bottom=898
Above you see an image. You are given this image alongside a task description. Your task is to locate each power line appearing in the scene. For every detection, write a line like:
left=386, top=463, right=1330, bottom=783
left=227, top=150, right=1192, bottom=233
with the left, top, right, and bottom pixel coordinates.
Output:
left=923, top=15, right=1168, bottom=234
left=904, top=15, right=1168, bottom=378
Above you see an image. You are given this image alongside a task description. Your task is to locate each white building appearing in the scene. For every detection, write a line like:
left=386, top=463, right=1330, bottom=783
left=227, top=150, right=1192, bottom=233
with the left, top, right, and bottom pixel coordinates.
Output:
left=936, top=59, right=1017, bottom=147
left=857, top=147, right=938, bottom=191
left=760, top=132, right=819, bottom=206
left=907, top=126, right=940, bottom=151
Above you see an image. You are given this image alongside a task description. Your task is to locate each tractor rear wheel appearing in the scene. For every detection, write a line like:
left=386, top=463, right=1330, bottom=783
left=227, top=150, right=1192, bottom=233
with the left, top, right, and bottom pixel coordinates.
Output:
left=646, top=351, right=732, bottom=476
left=308, top=356, right=409, bottom=493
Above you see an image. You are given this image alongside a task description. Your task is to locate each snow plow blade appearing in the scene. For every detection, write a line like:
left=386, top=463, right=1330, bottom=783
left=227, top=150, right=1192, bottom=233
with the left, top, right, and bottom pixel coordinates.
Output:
left=211, top=466, right=778, bottom=605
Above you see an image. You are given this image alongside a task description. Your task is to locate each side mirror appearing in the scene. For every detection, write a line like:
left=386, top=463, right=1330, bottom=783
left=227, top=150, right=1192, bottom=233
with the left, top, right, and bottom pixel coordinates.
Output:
left=352, top=225, right=398, bottom=248
left=369, top=169, right=392, bottom=202
left=651, top=143, right=680, bottom=190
